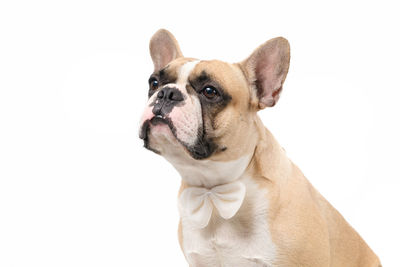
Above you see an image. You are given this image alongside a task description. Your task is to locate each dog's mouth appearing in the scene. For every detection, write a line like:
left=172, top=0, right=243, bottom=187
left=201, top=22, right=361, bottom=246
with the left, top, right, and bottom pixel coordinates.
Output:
left=139, top=116, right=215, bottom=160
left=150, top=115, right=170, bottom=126
left=139, top=116, right=173, bottom=154
left=141, top=115, right=174, bottom=136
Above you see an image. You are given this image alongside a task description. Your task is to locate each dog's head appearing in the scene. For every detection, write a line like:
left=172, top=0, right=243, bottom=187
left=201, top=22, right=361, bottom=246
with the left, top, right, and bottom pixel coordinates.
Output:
left=139, top=29, right=290, bottom=180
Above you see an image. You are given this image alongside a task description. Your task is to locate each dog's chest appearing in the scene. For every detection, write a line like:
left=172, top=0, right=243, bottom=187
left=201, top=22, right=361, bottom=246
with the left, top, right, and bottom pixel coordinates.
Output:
left=180, top=179, right=276, bottom=267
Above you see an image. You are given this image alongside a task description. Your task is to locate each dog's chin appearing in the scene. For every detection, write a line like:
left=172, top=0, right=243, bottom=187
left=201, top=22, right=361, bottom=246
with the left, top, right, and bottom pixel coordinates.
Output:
left=139, top=117, right=215, bottom=160
left=139, top=117, right=177, bottom=155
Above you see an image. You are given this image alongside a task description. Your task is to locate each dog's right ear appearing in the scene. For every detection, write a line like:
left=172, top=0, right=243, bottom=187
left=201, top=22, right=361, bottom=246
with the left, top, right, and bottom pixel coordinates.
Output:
left=149, top=29, right=183, bottom=71
left=240, top=37, right=290, bottom=109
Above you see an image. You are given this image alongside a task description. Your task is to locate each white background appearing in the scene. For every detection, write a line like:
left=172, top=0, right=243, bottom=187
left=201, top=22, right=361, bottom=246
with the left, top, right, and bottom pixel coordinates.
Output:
left=0, top=0, right=399, bottom=266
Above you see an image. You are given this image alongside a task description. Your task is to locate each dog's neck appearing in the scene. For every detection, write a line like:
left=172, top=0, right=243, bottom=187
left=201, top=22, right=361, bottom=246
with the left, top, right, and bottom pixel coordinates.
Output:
left=176, top=116, right=293, bottom=228
left=174, top=115, right=292, bottom=190
left=249, top=116, right=293, bottom=185
left=168, top=151, right=251, bottom=189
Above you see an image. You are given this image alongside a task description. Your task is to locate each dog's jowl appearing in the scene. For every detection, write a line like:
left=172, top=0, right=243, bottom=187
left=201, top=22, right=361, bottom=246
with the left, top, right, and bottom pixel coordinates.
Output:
left=139, top=29, right=381, bottom=267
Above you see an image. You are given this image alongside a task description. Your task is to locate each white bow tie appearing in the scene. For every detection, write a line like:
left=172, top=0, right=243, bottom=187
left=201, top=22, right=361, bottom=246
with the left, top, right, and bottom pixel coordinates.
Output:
left=178, top=181, right=246, bottom=229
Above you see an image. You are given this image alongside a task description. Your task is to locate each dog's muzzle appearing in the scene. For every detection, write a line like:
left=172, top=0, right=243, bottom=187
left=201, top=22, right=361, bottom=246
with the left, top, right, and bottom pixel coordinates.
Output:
left=152, top=86, right=185, bottom=118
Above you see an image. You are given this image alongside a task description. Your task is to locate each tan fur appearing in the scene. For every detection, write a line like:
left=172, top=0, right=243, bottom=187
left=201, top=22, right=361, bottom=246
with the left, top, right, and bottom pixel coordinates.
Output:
left=146, top=29, right=380, bottom=266
left=246, top=120, right=380, bottom=266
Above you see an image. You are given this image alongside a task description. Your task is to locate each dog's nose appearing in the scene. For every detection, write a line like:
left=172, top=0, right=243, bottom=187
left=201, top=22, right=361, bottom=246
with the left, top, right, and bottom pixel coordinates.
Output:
left=152, top=87, right=184, bottom=117
left=157, top=87, right=184, bottom=102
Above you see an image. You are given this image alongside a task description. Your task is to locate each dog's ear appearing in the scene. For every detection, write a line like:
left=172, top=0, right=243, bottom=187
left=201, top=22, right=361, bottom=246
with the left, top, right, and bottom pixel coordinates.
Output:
left=149, top=29, right=183, bottom=71
left=240, top=37, right=290, bottom=109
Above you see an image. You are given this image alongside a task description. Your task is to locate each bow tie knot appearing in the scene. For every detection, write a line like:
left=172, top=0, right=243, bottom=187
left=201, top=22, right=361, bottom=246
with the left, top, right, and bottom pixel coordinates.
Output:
left=178, top=181, right=246, bottom=229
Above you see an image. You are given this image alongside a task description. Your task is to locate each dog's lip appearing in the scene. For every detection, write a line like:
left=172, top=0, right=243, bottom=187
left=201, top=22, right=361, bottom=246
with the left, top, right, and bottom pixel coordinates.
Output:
left=139, top=120, right=150, bottom=140
left=150, top=115, right=169, bottom=126
left=139, top=115, right=171, bottom=141
left=139, top=119, right=162, bottom=154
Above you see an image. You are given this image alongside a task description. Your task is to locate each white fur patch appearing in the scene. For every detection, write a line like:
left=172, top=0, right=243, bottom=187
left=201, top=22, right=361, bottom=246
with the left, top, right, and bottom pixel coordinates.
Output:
left=177, top=60, right=200, bottom=85
left=168, top=94, right=202, bottom=146
left=172, top=154, right=252, bottom=188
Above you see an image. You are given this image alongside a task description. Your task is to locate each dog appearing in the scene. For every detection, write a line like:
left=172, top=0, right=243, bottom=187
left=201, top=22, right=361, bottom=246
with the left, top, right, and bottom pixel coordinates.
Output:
left=139, top=29, right=381, bottom=267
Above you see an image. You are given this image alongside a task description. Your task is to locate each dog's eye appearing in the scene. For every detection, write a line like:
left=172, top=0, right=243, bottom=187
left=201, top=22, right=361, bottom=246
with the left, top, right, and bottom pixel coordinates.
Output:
left=149, top=78, right=159, bottom=91
left=201, top=86, right=220, bottom=100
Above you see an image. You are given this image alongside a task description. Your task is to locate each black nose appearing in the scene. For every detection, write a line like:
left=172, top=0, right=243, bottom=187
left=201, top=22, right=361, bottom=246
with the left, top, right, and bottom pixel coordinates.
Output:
left=157, top=87, right=184, bottom=102
left=152, top=87, right=185, bottom=117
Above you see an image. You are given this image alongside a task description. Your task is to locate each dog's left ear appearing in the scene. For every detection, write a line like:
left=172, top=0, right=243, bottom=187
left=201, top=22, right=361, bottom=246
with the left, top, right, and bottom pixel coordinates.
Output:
left=240, top=37, right=290, bottom=109
left=149, top=29, right=183, bottom=71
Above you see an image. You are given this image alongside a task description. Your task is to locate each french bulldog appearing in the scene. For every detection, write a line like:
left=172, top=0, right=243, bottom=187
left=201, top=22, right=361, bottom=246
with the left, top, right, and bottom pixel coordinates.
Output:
left=139, top=29, right=381, bottom=267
